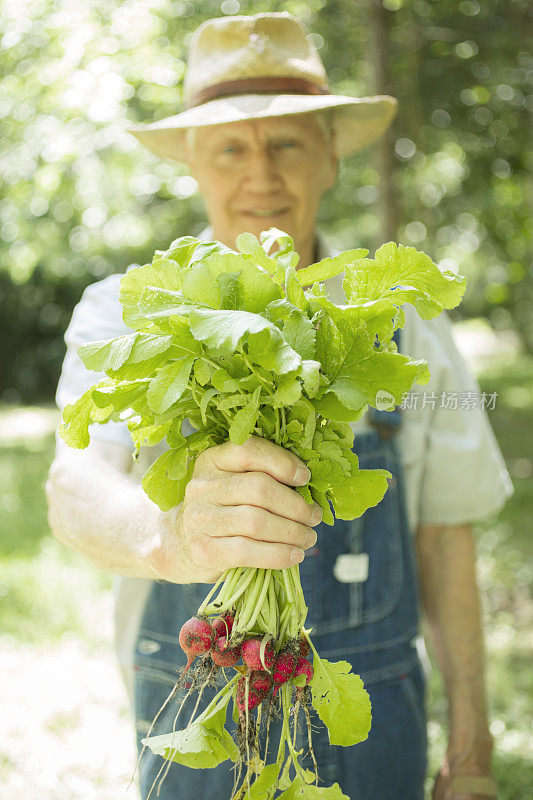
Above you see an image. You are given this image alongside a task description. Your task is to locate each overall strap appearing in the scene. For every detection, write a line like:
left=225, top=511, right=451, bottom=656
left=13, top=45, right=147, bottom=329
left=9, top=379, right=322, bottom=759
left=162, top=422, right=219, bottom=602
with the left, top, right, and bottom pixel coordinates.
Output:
left=368, top=328, right=402, bottom=439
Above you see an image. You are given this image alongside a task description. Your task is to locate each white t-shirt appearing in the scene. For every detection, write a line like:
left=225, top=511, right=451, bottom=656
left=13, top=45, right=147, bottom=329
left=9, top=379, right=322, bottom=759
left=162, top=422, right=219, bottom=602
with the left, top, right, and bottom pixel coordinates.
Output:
left=55, top=228, right=513, bottom=702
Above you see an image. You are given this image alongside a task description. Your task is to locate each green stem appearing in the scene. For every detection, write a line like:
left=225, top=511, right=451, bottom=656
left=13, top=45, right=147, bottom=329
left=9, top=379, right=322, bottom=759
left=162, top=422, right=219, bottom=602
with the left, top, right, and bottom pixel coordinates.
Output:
left=197, top=571, right=228, bottom=615
left=268, top=578, right=278, bottom=635
left=282, top=567, right=295, bottom=605
left=237, top=569, right=268, bottom=632
left=216, top=566, right=244, bottom=606
left=239, top=348, right=274, bottom=392
left=242, top=570, right=271, bottom=631
left=204, top=568, right=256, bottom=615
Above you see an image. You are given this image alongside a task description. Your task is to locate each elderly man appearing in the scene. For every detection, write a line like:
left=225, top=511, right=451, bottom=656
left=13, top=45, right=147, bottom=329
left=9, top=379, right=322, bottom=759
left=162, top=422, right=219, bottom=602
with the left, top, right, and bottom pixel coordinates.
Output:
left=46, top=12, right=511, bottom=800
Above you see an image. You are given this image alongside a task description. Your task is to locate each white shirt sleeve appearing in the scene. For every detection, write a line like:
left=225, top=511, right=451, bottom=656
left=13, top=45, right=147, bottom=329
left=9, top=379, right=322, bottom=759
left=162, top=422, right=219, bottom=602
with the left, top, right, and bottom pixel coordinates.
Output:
left=55, top=273, right=134, bottom=451
left=404, top=309, right=514, bottom=527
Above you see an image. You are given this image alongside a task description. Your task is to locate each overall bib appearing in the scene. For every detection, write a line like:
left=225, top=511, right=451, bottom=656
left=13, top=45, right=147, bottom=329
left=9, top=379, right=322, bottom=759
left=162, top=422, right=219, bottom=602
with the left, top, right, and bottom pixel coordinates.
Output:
left=133, top=355, right=428, bottom=799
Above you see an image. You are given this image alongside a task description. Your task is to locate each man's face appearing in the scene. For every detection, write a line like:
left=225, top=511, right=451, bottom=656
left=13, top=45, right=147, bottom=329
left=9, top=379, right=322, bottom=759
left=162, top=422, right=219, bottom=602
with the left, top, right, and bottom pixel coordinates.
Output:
left=184, top=114, right=337, bottom=260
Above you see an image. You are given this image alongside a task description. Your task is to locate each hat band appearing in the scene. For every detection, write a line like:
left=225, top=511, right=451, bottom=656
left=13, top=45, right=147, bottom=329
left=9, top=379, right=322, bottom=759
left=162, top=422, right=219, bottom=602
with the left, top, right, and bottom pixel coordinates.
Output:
left=187, top=76, right=331, bottom=109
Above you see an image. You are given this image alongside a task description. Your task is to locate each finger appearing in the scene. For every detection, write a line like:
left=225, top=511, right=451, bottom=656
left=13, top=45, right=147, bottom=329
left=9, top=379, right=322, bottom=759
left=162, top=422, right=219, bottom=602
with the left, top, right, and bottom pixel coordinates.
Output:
left=192, top=532, right=306, bottom=572
left=205, top=471, right=323, bottom=526
left=213, top=505, right=317, bottom=550
left=198, top=436, right=311, bottom=486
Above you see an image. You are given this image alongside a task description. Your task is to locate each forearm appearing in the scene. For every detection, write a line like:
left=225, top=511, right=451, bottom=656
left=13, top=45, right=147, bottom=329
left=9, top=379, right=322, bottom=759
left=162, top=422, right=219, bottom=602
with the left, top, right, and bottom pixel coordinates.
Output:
left=46, top=441, right=177, bottom=580
left=416, top=523, right=493, bottom=757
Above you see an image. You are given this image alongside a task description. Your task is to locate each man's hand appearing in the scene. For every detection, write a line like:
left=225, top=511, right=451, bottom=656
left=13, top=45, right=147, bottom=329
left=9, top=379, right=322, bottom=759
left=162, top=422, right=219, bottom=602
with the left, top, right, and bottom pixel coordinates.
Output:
left=432, top=732, right=497, bottom=799
left=151, top=436, right=322, bottom=583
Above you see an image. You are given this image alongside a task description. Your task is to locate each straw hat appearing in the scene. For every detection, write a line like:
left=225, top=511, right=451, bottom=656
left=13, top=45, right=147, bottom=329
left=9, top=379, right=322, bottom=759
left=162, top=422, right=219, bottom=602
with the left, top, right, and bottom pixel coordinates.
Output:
left=128, top=12, right=398, bottom=162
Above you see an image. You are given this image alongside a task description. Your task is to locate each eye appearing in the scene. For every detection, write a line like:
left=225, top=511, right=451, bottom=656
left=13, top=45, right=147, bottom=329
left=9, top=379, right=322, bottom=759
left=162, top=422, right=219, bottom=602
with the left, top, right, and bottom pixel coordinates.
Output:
left=277, top=140, right=298, bottom=149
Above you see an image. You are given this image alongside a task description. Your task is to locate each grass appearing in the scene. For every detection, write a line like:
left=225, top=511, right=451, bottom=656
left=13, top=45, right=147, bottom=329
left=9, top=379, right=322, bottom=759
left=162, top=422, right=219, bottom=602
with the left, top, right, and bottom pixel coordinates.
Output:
left=0, top=349, right=531, bottom=798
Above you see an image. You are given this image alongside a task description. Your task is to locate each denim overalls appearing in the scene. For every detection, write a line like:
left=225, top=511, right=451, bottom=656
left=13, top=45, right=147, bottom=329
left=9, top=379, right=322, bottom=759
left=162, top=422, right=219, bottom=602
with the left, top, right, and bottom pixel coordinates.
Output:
left=133, top=344, right=428, bottom=799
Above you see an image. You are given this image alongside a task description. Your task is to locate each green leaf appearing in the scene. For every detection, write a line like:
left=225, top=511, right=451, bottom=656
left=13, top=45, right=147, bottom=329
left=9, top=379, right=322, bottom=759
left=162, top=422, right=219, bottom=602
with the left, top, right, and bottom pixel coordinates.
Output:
left=141, top=449, right=192, bottom=510
left=143, top=692, right=239, bottom=769
left=242, top=762, right=282, bottom=800
left=312, top=392, right=367, bottom=424
left=152, top=235, right=201, bottom=268
left=217, top=271, right=245, bottom=310
left=194, top=358, right=215, bottom=386
left=189, top=309, right=273, bottom=352
left=296, top=248, right=368, bottom=287
left=272, top=377, right=302, bottom=408
left=58, top=386, right=114, bottom=448
left=137, top=286, right=196, bottom=320
left=328, top=468, right=391, bottom=520
left=78, top=333, right=137, bottom=372
left=247, top=328, right=302, bottom=375
left=285, top=268, right=307, bottom=311
left=128, top=419, right=172, bottom=451
left=146, top=356, right=194, bottom=413
left=282, top=314, right=316, bottom=360
left=167, top=445, right=189, bottom=480
left=128, top=333, right=175, bottom=363
left=92, top=379, right=148, bottom=410
left=310, top=656, right=372, bottom=747
left=313, top=312, right=345, bottom=379
left=259, top=227, right=295, bottom=258
left=326, top=378, right=366, bottom=413
left=119, top=259, right=184, bottom=329
left=182, top=265, right=223, bottom=308
left=343, top=241, right=466, bottom=318
left=183, top=253, right=281, bottom=313
left=278, top=776, right=349, bottom=799
left=200, top=387, right=218, bottom=424
left=299, top=360, right=321, bottom=398
left=229, top=387, right=261, bottom=445
left=236, top=232, right=278, bottom=274
left=107, top=352, right=170, bottom=381
left=84, top=332, right=174, bottom=377
left=318, top=322, right=430, bottom=409
left=308, top=457, right=344, bottom=491
left=284, top=419, right=303, bottom=440
left=310, top=487, right=334, bottom=526
left=212, top=368, right=240, bottom=392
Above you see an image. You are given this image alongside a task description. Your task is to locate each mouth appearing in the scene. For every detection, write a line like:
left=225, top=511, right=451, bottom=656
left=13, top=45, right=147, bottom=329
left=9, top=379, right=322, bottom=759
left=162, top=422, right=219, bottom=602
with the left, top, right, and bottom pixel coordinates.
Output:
left=238, top=208, right=291, bottom=219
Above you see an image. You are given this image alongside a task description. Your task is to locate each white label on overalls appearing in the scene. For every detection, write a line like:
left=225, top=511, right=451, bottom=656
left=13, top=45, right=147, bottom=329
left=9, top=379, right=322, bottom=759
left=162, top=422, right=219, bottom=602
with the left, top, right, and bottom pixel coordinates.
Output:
left=333, top=553, right=369, bottom=583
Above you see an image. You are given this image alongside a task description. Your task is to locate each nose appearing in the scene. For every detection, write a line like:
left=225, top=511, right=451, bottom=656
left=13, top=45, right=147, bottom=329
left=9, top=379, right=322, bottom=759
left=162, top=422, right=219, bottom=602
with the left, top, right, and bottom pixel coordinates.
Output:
left=243, top=147, right=282, bottom=194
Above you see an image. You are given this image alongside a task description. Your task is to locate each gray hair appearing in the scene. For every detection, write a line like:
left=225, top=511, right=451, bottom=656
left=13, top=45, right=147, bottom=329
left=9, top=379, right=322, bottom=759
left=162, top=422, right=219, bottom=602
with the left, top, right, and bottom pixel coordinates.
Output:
left=184, top=109, right=335, bottom=155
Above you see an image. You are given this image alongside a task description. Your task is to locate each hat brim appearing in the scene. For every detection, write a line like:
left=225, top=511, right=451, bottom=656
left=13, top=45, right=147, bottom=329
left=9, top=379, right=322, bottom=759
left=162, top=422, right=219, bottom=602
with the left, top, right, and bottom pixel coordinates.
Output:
left=127, top=93, right=398, bottom=162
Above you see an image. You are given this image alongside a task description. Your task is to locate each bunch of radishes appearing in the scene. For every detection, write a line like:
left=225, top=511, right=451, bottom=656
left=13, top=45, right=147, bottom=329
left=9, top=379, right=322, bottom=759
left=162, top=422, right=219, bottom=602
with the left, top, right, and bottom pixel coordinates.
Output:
left=178, top=613, right=314, bottom=715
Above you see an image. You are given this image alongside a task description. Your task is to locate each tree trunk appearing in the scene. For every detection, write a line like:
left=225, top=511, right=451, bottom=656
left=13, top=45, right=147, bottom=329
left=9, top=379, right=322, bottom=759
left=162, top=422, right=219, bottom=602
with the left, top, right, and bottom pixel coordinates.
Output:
left=369, top=0, right=398, bottom=244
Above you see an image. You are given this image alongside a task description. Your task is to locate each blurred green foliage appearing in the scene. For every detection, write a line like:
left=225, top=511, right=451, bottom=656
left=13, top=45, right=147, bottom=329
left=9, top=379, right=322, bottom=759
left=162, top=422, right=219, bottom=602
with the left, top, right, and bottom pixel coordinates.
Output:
left=0, top=0, right=531, bottom=402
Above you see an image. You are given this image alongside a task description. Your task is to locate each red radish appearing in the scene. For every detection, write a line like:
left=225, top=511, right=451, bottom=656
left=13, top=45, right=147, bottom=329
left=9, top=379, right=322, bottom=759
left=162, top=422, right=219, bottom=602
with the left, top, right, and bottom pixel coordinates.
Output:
left=299, top=636, right=310, bottom=659
left=211, top=636, right=240, bottom=668
left=213, top=615, right=234, bottom=639
left=236, top=670, right=273, bottom=713
left=241, top=638, right=275, bottom=671
left=272, top=650, right=297, bottom=688
left=178, top=617, right=214, bottom=668
left=293, top=655, right=314, bottom=686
